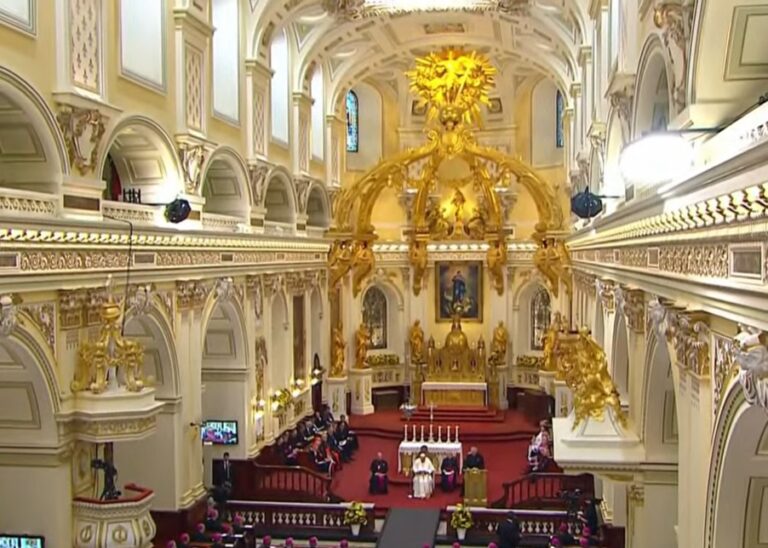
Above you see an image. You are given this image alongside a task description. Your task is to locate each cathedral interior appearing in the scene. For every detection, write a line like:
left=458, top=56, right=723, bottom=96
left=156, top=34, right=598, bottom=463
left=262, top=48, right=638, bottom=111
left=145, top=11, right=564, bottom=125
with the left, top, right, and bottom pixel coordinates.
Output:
left=0, top=0, right=767, bottom=547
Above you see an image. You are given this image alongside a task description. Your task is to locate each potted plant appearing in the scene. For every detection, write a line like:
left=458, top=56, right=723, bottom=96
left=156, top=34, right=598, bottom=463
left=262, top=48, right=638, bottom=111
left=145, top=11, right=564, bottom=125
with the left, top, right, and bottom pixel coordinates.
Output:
left=450, top=504, right=473, bottom=540
left=343, top=501, right=368, bottom=536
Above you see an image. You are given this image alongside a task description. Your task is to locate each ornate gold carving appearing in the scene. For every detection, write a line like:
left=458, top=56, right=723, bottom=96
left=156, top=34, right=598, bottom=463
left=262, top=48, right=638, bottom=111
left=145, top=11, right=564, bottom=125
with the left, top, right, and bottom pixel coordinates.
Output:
left=59, top=290, right=86, bottom=330
left=424, top=314, right=487, bottom=382
left=0, top=294, right=18, bottom=337
left=355, top=324, right=371, bottom=369
left=598, top=279, right=616, bottom=312
left=713, top=334, right=738, bottom=414
left=669, top=312, right=710, bottom=376
left=351, top=240, right=374, bottom=297
left=408, top=240, right=428, bottom=296
left=557, top=328, right=627, bottom=428
left=178, top=142, right=207, bottom=194
left=489, top=321, right=508, bottom=366
left=621, top=288, right=645, bottom=333
left=262, top=273, right=285, bottom=297
left=328, top=239, right=354, bottom=290
left=71, top=295, right=145, bottom=394
left=516, top=355, right=543, bottom=369
left=176, top=281, right=207, bottom=311
left=573, top=271, right=597, bottom=293
left=84, top=288, right=108, bottom=326
left=653, top=2, right=692, bottom=111
left=255, top=336, right=267, bottom=396
left=22, top=250, right=128, bottom=272
left=247, top=275, right=264, bottom=320
left=628, top=484, right=645, bottom=506
left=409, top=320, right=426, bottom=364
left=487, top=239, right=507, bottom=295
left=249, top=162, right=271, bottom=206
left=542, top=311, right=564, bottom=374
left=20, top=302, right=55, bottom=349
left=532, top=236, right=573, bottom=298
left=330, top=323, right=346, bottom=377
left=56, top=106, right=106, bottom=175
left=295, top=176, right=313, bottom=215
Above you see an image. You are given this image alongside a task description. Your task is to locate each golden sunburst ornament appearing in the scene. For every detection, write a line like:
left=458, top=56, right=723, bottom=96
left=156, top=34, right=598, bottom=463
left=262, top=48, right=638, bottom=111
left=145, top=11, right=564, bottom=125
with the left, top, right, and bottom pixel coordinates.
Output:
left=406, top=48, right=497, bottom=127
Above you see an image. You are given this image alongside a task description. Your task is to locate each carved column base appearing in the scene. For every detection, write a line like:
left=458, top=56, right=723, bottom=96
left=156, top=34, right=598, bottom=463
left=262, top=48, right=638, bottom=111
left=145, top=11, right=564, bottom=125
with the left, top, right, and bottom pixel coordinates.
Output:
left=73, top=485, right=156, bottom=548
left=553, top=378, right=572, bottom=418
left=326, top=376, right=349, bottom=417
left=349, top=368, right=375, bottom=415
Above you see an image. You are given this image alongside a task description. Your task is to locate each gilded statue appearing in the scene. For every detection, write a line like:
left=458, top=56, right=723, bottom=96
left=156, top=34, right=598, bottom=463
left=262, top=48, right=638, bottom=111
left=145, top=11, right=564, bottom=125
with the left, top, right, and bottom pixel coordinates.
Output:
left=409, top=320, right=426, bottom=364
left=329, top=240, right=353, bottom=290
left=330, top=325, right=346, bottom=377
left=426, top=205, right=451, bottom=240
left=560, top=328, right=626, bottom=428
left=408, top=240, right=428, bottom=295
left=355, top=324, right=371, bottom=369
left=352, top=241, right=375, bottom=297
left=542, top=311, right=563, bottom=373
left=487, top=239, right=507, bottom=295
left=532, top=236, right=572, bottom=298
left=466, top=206, right=486, bottom=239
left=489, top=321, right=509, bottom=366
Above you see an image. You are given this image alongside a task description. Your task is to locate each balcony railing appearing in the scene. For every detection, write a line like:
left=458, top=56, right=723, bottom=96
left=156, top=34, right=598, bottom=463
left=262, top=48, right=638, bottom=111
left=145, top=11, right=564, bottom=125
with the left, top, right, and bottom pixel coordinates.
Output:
left=101, top=200, right=159, bottom=224
left=0, top=187, right=57, bottom=218
left=491, top=473, right=594, bottom=509
left=201, top=211, right=244, bottom=231
left=228, top=461, right=340, bottom=503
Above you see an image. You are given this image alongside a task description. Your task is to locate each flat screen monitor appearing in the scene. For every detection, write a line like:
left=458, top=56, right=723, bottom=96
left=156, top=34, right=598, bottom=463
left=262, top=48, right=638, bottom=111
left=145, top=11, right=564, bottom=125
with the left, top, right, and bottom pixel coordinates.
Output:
left=0, top=535, right=45, bottom=548
left=201, top=420, right=238, bottom=445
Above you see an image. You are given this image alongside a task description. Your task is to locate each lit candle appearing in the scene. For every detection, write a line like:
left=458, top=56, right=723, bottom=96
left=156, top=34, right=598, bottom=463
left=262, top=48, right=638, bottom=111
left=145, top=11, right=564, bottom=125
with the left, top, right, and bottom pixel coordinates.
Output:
left=404, top=424, right=408, bottom=442
left=413, top=424, right=417, bottom=440
left=420, top=425, right=425, bottom=442
left=429, top=424, right=434, bottom=442
left=456, top=425, right=460, bottom=441
left=446, top=426, right=451, bottom=442
left=438, top=425, right=442, bottom=442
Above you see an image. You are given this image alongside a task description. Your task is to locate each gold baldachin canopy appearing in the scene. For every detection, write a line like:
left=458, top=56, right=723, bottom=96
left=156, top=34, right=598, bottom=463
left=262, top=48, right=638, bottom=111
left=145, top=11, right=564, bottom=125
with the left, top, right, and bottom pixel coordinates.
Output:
left=329, top=48, right=571, bottom=298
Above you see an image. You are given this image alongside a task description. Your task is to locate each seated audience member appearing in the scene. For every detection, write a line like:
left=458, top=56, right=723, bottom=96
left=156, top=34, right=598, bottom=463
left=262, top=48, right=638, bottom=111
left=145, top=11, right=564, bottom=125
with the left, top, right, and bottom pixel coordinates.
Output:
left=305, top=418, right=320, bottom=438
left=369, top=451, right=389, bottom=494
left=582, top=498, right=599, bottom=532
left=310, top=437, right=335, bottom=474
left=260, top=535, right=272, bottom=548
left=320, top=431, right=341, bottom=467
left=166, top=542, right=177, bottom=548
left=313, top=410, right=329, bottom=430
left=205, top=508, right=222, bottom=532
left=534, top=421, right=552, bottom=466
left=326, top=425, right=347, bottom=463
left=464, top=446, right=485, bottom=471
left=328, top=423, right=351, bottom=462
left=177, top=533, right=190, bottom=548
left=232, top=513, right=246, bottom=534
left=527, top=435, right=541, bottom=472
left=191, top=523, right=207, bottom=542
left=336, top=415, right=358, bottom=451
left=440, top=453, right=460, bottom=492
left=211, top=532, right=225, bottom=548
left=288, top=428, right=303, bottom=450
left=278, top=433, right=299, bottom=465
left=295, top=422, right=311, bottom=447
left=321, top=404, right=334, bottom=425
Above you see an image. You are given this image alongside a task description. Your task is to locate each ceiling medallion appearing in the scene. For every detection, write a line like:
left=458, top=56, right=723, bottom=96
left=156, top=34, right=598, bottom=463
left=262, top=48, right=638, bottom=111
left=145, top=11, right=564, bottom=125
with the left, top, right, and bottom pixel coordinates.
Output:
left=323, top=0, right=529, bottom=19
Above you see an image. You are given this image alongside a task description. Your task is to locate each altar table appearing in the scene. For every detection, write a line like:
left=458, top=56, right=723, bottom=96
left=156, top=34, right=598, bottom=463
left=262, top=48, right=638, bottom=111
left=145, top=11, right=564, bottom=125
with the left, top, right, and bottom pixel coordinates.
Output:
left=398, top=440, right=463, bottom=476
left=421, top=381, right=487, bottom=407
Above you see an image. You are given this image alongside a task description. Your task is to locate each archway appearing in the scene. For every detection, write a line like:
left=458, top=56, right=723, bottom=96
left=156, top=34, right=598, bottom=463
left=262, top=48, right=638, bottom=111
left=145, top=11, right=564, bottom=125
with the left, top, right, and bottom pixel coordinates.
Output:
left=632, top=41, right=671, bottom=139
left=0, top=330, right=66, bottom=541
left=114, top=308, right=182, bottom=510
left=612, top=313, right=629, bottom=400
left=708, top=386, right=768, bottom=548
left=306, top=185, right=331, bottom=231
left=263, top=172, right=297, bottom=227
left=0, top=66, right=67, bottom=196
left=642, top=332, right=677, bottom=461
left=99, top=116, right=183, bottom=206
left=200, top=298, right=248, bottom=472
left=514, top=282, right=552, bottom=356
left=602, top=109, right=626, bottom=207
left=201, top=147, right=251, bottom=226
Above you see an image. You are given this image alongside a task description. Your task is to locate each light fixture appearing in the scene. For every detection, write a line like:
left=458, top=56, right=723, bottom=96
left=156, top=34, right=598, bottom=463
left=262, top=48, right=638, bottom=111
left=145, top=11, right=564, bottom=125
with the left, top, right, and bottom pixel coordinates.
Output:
left=618, top=132, right=695, bottom=189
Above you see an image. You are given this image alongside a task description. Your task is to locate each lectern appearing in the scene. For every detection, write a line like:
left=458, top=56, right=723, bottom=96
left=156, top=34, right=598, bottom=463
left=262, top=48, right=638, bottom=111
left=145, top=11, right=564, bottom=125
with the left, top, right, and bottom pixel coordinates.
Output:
left=463, top=468, right=487, bottom=507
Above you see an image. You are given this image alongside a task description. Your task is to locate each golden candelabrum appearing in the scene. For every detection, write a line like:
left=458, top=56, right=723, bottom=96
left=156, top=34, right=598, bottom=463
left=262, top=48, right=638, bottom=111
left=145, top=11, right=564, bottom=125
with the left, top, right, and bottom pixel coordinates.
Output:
left=327, top=47, right=571, bottom=299
left=71, top=295, right=145, bottom=394
left=553, top=327, right=627, bottom=429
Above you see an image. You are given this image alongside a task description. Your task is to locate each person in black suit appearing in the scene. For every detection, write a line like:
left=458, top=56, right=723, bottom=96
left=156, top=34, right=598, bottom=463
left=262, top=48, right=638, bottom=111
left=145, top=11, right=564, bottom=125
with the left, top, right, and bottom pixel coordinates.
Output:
left=496, top=511, right=521, bottom=548
left=464, top=446, right=485, bottom=471
left=212, top=452, right=234, bottom=494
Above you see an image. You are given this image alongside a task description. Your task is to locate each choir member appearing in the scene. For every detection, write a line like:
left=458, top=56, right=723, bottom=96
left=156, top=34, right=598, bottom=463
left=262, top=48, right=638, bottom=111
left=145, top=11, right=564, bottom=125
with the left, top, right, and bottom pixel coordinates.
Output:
left=440, top=453, right=459, bottom=492
left=369, top=451, right=389, bottom=494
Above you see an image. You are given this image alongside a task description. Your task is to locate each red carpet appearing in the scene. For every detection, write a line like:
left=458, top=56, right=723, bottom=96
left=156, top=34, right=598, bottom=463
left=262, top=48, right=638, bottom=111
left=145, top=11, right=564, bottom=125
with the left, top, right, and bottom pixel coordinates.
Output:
left=332, top=409, right=536, bottom=508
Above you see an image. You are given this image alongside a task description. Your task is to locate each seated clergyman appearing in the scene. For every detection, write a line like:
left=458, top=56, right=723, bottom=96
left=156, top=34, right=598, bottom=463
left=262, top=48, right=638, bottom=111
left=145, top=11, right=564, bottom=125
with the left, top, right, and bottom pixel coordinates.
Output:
left=440, top=453, right=459, bottom=492
left=412, top=451, right=435, bottom=499
left=369, top=451, right=389, bottom=494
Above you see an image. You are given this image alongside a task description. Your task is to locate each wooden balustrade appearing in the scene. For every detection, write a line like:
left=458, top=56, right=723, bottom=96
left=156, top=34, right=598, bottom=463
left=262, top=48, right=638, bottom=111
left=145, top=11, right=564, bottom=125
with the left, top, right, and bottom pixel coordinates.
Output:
left=225, top=500, right=375, bottom=541
left=491, top=473, right=594, bottom=509
left=228, top=460, right=339, bottom=503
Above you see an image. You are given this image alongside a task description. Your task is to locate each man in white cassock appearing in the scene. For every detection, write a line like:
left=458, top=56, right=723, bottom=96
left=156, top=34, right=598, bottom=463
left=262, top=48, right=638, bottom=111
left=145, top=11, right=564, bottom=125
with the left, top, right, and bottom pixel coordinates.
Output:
left=412, top=451, right=435, bottom=499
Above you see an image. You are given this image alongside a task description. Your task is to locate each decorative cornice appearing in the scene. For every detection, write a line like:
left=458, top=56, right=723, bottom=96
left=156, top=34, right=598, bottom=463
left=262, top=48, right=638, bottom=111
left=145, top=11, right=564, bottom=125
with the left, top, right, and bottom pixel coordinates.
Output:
left=176, top=280, right=208, bottom=311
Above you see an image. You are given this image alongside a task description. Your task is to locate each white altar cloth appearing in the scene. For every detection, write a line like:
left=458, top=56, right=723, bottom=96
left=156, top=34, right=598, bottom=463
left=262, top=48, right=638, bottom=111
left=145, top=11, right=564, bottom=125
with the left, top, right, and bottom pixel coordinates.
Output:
left=421, top=381, right=488, bottom=405
left=397, top=440, right=463, bottom=473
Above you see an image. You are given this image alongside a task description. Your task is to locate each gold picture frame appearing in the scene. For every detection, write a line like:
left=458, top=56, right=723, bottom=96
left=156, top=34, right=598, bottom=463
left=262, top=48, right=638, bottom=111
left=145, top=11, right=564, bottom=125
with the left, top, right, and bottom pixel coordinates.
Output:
left=435, top=261, right=483, bottom=322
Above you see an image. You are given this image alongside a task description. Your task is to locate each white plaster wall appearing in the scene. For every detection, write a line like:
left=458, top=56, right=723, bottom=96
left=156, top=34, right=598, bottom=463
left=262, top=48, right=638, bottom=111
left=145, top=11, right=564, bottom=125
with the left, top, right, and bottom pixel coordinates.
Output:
left=212, top=0, right=239, bottom=122
left=0, top=463, right=71, bottom=543
left=642, top=483, right=678, bottom=548
left=201, top=378, right=249, bottom=481
left=346, top=83, right=382, bottom=171
left=531, top=79, right=563, bottom=167
left=114, top=410, right=182, bottom=510
left=310, top=68, right=324, bottom=160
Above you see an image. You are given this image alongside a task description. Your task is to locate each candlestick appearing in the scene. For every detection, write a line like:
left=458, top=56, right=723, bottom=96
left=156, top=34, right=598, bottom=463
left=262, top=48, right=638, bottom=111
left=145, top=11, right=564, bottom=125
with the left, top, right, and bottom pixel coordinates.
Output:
left=412, top=424, right=416, bottom=441
left=429, top=424, right=434, bottom=442
left=456, top=425, right=460, bottom=441
left=404, top=424, right=408, bottom=442
left=446, top=425, right=451, bottom=442
left=438, top=425, right=442, bottom=443
left=420, top=425, right=425, bottom=442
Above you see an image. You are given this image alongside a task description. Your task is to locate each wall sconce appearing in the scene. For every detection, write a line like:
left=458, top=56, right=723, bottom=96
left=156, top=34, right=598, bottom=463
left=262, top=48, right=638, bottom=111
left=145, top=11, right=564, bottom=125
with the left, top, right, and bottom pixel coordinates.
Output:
left=311, top=366, right=324, bottom=385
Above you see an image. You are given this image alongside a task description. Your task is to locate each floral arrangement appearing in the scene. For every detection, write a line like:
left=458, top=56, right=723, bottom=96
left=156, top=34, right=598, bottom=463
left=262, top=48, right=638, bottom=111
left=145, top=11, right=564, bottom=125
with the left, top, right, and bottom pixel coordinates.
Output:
left=343, top=501, right=368, bottom=525
left=450, top=504, right=473, bottom=530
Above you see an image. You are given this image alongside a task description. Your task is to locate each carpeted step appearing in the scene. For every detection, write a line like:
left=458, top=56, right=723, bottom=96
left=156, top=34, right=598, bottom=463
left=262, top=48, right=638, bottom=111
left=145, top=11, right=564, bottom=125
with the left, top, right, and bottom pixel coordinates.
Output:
left=378, top=508, right=441, bottom=548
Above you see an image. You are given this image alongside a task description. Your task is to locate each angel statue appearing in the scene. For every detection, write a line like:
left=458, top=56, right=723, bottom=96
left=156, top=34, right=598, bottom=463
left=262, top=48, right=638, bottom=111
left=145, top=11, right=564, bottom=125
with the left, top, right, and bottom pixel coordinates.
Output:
left=542, top=312, right=564, bottom=373
left=352, top=241, right=375, bottom=297
left=489, top=321, right=509, bottom=366
left=330, top=325, right=346, bottom=377
left=409, top=320, right=426, bottom=364
left=355, top=324, right=371, bottom=369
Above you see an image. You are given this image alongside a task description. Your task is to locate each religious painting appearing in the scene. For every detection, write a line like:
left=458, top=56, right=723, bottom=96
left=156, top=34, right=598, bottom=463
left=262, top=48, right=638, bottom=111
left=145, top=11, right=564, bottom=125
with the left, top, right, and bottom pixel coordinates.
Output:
left=362, top=286, right=388, bottom=349
left=435, top=261, right=483, bottom=322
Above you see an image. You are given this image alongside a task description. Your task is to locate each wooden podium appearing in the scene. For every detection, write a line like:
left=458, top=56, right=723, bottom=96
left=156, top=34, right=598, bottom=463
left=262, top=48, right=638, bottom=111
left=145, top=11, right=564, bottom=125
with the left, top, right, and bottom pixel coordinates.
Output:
left=463, top=468, right=487, bottom=507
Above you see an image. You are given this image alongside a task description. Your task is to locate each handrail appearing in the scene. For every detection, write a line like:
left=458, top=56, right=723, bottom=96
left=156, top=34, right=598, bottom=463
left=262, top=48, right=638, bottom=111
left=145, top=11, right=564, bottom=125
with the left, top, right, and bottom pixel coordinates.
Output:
left=491, top=473, right=594, bottom=508
left=235, top=461, right=339, bottom=503
left=73, top=483, right=154, bottom=504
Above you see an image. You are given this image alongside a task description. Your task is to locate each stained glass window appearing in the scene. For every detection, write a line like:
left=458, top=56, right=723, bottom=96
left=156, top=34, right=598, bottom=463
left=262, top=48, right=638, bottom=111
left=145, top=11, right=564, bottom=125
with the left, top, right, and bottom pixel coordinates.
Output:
left=362, top=286, right=387, bottom=349
left=531, top=286, right=552, bottom=350
left=346, top=90, right=359, bottom=153
left=556, top=89, right=564, bottom=148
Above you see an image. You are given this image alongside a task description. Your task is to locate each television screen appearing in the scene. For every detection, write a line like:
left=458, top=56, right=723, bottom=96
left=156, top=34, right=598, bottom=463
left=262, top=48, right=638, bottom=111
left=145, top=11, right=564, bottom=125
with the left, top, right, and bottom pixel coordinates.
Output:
left=0, top=535, right=44, bottom=548
left=201, top=420, right=238, bottom=445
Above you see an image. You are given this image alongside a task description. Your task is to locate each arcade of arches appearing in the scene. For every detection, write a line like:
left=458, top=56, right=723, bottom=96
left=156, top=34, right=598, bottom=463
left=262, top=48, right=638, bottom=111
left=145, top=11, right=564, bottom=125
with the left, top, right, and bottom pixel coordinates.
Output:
left=0, top=1, right=767, bottom=547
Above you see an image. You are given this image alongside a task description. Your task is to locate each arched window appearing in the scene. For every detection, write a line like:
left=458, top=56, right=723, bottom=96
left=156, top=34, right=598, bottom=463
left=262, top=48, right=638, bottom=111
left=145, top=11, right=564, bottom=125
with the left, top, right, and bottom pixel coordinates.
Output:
left=362, top=286, right=387, bottom=349
left=530, top=287, right=551, bottom=350
left=270, top=29, right=289, bottom=143
left=556, top=89, right=564, bottom=148
left=310, top=66, right=324, bottom=159
left=346, top=90, right=359, bottom=153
